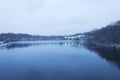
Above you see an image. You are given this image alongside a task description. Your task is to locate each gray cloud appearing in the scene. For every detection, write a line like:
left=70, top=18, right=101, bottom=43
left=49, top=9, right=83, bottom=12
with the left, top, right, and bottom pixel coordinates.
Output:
left=0, top=0, right=120, bottom=35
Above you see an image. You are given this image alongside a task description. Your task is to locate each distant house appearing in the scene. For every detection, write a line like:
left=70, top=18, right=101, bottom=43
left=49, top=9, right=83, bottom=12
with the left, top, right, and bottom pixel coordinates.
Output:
left=64, top=34, right=85, bottom=40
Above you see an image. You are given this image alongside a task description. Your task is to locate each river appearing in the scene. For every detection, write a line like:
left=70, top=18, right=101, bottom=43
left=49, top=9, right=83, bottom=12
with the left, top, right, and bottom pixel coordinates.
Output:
left=0, top=41, right=120, bottom=80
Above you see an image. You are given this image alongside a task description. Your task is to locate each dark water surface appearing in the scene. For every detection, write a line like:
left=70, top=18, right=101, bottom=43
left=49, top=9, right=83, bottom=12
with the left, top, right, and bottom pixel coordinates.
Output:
left=0, top=41, right=120, bottom=80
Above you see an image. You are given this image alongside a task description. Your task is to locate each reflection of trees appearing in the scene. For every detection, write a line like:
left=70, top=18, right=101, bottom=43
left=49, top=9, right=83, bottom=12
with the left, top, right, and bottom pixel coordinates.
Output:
left=83, top=43, right=120, bottom=69
left=1, top=41, right=120, bottom=69
left=1, top=41, right=66, bottom=49
left=1, top=41, right=83, bottom=49
left=64, top=40, right=83, bottom=48
left=64, top=41, right=120, bottom=69
left=5, top=43, right=32, bottom=49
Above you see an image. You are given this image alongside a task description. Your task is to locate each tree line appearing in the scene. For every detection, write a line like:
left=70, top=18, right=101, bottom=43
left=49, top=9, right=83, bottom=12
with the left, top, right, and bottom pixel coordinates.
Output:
left=0, top=33, right=64, bottom=42
left=84, top=21, right=120, bottom=44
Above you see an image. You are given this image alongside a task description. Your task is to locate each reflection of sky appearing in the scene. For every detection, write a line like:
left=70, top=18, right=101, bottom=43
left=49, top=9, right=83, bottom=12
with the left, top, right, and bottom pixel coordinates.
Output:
left=0, top=0, right=120, bottom=35
left=1, top=40, right=120, bottom=70
left=0, top=41, right=120, bottom=80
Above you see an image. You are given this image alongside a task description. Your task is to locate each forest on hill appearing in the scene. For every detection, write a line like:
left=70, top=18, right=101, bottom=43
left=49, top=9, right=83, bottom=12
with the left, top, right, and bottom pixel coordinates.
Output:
left=0, top=33, right=64, bottom=42
left=84, top=21, right=120, bottom=45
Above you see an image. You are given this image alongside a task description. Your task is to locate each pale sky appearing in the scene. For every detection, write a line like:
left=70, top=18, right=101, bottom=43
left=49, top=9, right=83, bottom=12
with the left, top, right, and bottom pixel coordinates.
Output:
left=0, top=0, right=120, bottom=35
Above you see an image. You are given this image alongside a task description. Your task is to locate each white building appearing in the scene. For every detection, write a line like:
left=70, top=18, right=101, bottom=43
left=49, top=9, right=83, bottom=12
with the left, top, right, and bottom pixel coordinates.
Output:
left=64, top=34, right=85, bottom=40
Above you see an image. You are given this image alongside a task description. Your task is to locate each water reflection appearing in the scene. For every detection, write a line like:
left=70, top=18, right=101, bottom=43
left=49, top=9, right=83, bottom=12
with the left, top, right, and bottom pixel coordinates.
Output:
left=1, top=41, right=120, bottom=70
left=1, top=41, right=120, bottom=69
left=61, top=41, right=120, bottom=70
left=20, top=68, right=47, bottom=80
left=83, top=43, right=120, bottom=69
left=1, top=41, right=120, bottom=68
left=66, top=41, right=120, bottom=70
left=0, top=41, right=65, bottom=49
left=0, top=41, right=120, bottom=80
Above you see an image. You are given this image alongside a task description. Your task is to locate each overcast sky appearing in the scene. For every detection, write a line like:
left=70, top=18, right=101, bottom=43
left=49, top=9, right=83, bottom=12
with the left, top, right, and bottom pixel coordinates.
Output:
left=0, top=0, right=120, bottom=35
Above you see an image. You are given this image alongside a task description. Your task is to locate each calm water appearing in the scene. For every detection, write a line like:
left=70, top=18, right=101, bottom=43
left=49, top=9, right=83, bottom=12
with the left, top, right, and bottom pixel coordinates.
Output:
left=0, top=41, right=120, bottom=80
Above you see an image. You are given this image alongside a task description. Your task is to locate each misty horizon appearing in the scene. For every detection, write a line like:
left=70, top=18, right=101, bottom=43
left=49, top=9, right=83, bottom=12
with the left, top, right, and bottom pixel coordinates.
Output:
left=0, top=20, right=119, bottom=36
